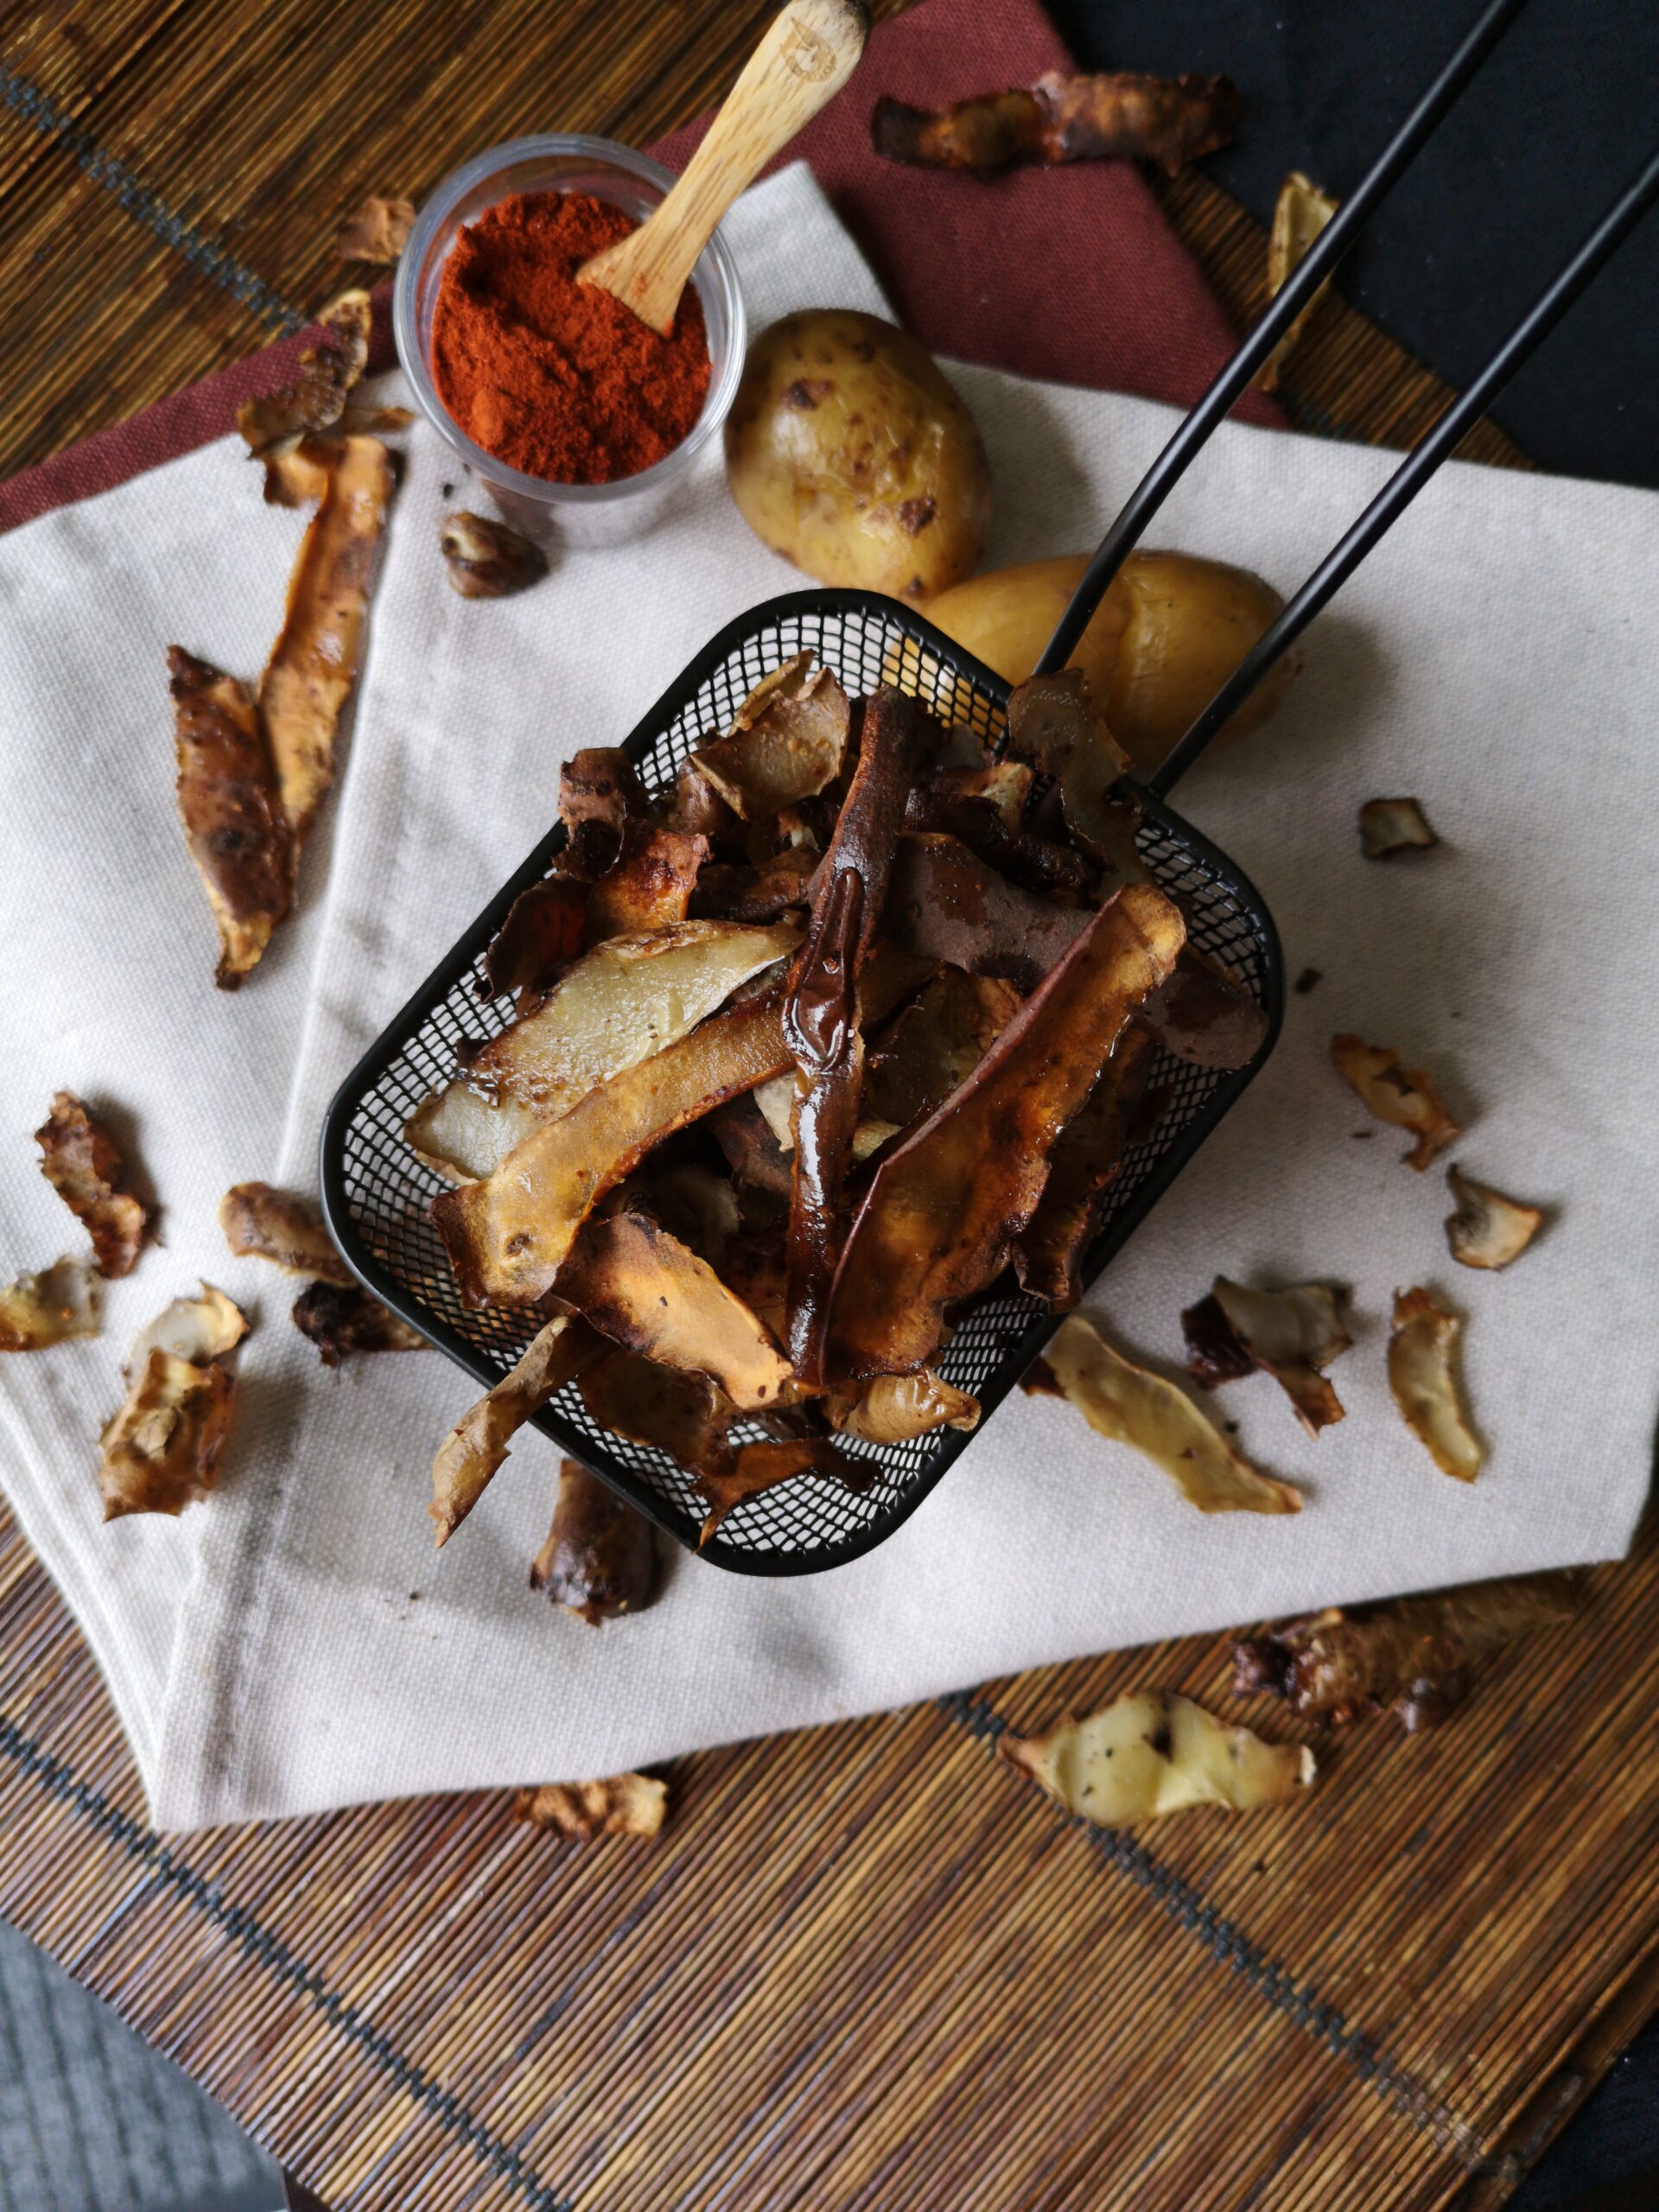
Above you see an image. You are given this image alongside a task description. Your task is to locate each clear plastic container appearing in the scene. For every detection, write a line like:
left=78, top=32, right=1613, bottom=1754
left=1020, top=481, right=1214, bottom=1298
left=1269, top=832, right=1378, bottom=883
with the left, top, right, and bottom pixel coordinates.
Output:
left=394, top=134, right=746, bottom=547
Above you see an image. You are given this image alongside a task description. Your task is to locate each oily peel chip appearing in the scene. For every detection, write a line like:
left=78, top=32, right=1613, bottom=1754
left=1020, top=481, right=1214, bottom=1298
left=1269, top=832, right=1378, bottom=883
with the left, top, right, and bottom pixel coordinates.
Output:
left=531, top=1459, right=658, bottom=1624
left=430, top=1315, right=596, bottom=1545
left=1331, top=1033, right=1460, bottom=1171
left=696, top=1437, right=872, bottom=1546
left=577, top=1346, right=739, bottom=1482
left=1182, top=1278, right=1352, bottom=1437
left=862, top=968, right=1023, bottom=1132
left=440, top=511, right=548, bottom=599
left=1033, top=1312, right=1301, bottom=1516
left=585, top=823, right=710, bottom=942
left=237, top=289, right=372, bottom=458
left=881, top=833, right=1092, bottom=991
left=479, top=876, right=588, bottom=1004
left=1012, top=1023, right=1159, bottom=1312
left=218, top=1181, right=353, bottom=1284
left=1001, top=1690, right=1313, bottom=1825
left=291, top=1281, right=428, bottom=1365
left=823, top=1369, right=981, bottom=1444
left=0, top=1257, right=101, bottom=1352
left=1257, top=170, right=1339, bottom=392
left=262, top=435, right=338, bottom=508
left=870, top=70, right=1240, bottom=180
left=1388, top=1286, right=1484, bottom=1482
left=1445, top=1165, right=1544, bottom=1271
left=128, top=1283, right=248, bottom=1371
left=334, top=194, right=416, bottom=264
left=35, top=1091, right=149, bottom=1278
left=1359, top=795, right=1439, bottom=860
left=690, top=654, right=851, bottom=821
left=514, top=1774, right=667, bottom=1840
left=99, top=1351, right=237, bottom=1521
left=168, top=645, right=292, bottom=989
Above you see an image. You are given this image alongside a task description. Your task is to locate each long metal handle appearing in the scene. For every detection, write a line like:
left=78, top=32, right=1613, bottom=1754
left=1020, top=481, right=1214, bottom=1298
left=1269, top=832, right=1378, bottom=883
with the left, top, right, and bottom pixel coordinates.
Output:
left=1032, top=0, right=1530, bottom=683
left=1149, top=143, right=1659, bottom=798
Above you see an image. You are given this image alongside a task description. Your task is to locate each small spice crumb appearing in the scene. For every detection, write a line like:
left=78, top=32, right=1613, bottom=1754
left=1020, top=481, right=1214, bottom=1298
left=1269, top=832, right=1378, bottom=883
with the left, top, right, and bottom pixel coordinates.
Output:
left=1294, top=967, right=1323, bottom=995
left=1352, top=1129, right=1375, bottom=1141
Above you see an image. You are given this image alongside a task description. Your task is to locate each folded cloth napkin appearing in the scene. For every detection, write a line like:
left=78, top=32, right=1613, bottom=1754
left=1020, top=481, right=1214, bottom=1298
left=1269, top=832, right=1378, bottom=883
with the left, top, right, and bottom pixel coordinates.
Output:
left=2, top=152, right=1656, bottom=1825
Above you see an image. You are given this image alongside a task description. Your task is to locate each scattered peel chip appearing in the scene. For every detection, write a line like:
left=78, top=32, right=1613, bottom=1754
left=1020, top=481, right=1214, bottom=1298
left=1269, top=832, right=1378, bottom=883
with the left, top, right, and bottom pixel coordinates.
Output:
left=334, top=194, right=416, bottom=264
left=1256, top=171, right=1339, bottom=393
left=1388, top=1287, right=1484, bottom=1482
left=292, top=1281, right=427, bottom=1365
left=1445, top=1164, right=1544, bottom=1271
left=1359, top=796, right=1439, bottom=859
left=871, top=70, right=1241, bottom=180
left=1139, top=948, right=1268, bottom=1071
left=1001, top=1690, right=1313, bottom=1826
left=696, top=1437, right=871, bottom=1545
left=577, top=1347, right=738, bottom=1482
left=828, top=884, right=1185, bottom=1380
left=258, top=434, right=394, bottom=844
left=263, top=434, right=337, bottom=508
left=531, top=1459, right=658, bottom=1624
left=1332, top=1033, right=1460, bottom=1170
left=35, top=1092, right=149, bottom=1278
left=430, top=1315, right=596, bottom=1545
left=554, top=1211, right=795, bottom=1411
left=99, top=1285, right=247, bottom=1520
left=558, top=748, right=645, bottom=880
left=690, top=654, right=851, bottom=821
left=1013, top=1024, right=1157, bottom=1311
left=168, top=645, right=293, bottom=988
left=1032, top=1313, right=1301, bottom=1515
left=237, top=289, right=372, bottom=459
left=440, top=511, right=548, bottom=599
left=0, top=1257, right=100, bottom=1352
left=478, top=877, right=588, bottom=1004
left=1181, top=1278, right=1352, bottom=1437
left=863, top=968, right=1023, bottom=1132
left=1232, top=1573, right=1581, bottom=1731
left=218, top=1182, right=352, bottom=1284
left=129, top=1283, right=248, bottom=1370
left=585, top=823, right=710, bottom=941
left=513, top=1774, right=667, bottom=1841
left=882, top=832, right=1091, bottom=989
left=824, top=1369, right=980, bottom=1444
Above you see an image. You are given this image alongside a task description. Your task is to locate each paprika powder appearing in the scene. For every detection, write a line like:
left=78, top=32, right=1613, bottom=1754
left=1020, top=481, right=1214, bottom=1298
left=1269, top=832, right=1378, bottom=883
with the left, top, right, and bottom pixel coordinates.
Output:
left=431, top=190, right=712, bottom=485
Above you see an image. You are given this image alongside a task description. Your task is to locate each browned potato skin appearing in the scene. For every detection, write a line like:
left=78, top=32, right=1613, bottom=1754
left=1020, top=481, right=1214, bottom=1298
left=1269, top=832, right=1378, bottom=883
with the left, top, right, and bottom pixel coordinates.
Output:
left=922, top=550, right=1297, bottom=775
left=724, top=309, right=992, bottom=601
left=531, top=1459, right=658, bottom=1625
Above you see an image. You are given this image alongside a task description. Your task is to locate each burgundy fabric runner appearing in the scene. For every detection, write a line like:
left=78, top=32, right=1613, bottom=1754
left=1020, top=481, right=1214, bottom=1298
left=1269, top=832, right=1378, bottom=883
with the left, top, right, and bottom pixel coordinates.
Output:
left=0, top=0, right=1276, bottom=537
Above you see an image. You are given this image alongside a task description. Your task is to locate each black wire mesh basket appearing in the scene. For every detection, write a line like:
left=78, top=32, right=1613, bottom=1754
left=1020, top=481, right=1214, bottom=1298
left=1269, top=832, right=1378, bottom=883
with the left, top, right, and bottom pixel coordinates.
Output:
left=319, top=588, right=1282, bottom=1574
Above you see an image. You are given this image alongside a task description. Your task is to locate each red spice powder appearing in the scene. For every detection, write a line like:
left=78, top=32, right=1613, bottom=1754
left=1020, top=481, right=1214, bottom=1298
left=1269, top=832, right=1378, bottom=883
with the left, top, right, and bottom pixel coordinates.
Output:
left=430, top=190, right=712, bottom=485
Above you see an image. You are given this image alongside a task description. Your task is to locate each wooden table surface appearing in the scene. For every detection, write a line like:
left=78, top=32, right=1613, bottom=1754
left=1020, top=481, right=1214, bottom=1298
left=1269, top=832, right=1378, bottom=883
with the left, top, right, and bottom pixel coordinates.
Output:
left=2, top=5, right=1654, bottom=2211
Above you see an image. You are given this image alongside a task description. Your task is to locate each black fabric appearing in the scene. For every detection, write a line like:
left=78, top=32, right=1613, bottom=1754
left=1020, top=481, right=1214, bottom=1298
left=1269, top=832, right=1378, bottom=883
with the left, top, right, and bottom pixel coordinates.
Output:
left=1044, top=0, right=1659, bottom=487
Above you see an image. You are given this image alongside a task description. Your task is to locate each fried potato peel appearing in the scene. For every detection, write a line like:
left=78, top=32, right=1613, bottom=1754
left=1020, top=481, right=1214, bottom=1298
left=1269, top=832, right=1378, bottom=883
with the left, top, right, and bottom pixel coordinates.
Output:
left=433, top=986, right=796, bottom=1306
left=0, top=1258, right=100, bottom=1352
left=479, top=877, right=588, bottom=1004
left=514, top=1774, right=667, bottom=1841
left=1139, top=948, right=1268, bottom=1071
left=1004, top=668, right=1130, bottom=867
left=690, top=654, right=851, bottom=820
left=696, top=1437, right=871, bottom=1545
left=334, top=194, right=416, bottom=264
left=1182, top=1278, right=1352, bottom=1436
left=440, top=511, right=548, bottom=598
left=1033, top=1313, right=1301, bottom=1515
left=586, top=823, right=710, bottom=941
left=35, top=1093, right=148, bottom=1278
left=258, top=434, right=394, bottom=844
left=1445, top=1165, right=1544, bottom=1270
left=1388, top=1287, right=1484, bottom=1482
left=1359, top=795, right=1439, bottom=859
left=863, top=968, right=1023, bottom=1132
left=824, top=1370, right=980, bottom=1444
left=531, top=1459, right=658, bottom=1624
left=871, top=70, right=1241, bottom=180
left=430, top=1315, right=595, bottom=1545
left=1233, top=1573, right=1581, bottom=1731
left=828, top=884, right=1185, bottom=1380
left=1256, top=171, right=1339, bottom=393
left=1001, top=1691, right=1313, bottom=1827
left=558, top=748, right=645, bottom=880
left=219, top=1181, right=353, bottom=1284
left=292, top=1281, right=427, bottom=1365
left=1332, top=1033, right=1460, bottom=1170
left=577, top=1347, right=738, bottom=1480
left=1013, top=1025, right=1157, bottom=1310
left=168, top=646, right=293, bottom=988
left=263, top=434, right=338, bottom=508
left=237, top=289, right=372, bottom=459
left=882, top=833, right=1091, bottom=988
left=99, top=1286, right=248, bottom=1520
left=555, top=1212, right=795, bottom=1410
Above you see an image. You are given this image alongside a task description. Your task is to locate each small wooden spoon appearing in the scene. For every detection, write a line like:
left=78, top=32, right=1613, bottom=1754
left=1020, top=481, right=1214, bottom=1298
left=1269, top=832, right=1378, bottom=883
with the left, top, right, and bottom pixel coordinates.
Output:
left=579, top=0, right=869, bottom=336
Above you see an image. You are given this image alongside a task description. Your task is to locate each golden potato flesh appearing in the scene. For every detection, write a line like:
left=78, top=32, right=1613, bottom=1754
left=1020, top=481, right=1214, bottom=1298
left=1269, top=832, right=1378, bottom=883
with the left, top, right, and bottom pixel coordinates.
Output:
left=922, top=550, right=1296, bottom=775
left=724, top=309, right=992, bottom=601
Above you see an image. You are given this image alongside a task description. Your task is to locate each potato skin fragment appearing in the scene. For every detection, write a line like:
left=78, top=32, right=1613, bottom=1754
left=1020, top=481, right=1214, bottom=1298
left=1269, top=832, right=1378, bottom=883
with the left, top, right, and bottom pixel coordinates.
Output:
left=219, top=1181, right=353, bottom=1285
left=1388, top=1287, right=1484, bottom=1482
left=690, top=655, right=851, bottom=822
left=1358, top=795, right=1439, bottom=860
left=1444, top=1164, right=1544, bottom=1271
left=696, top=1438, right=872, bottom=1546
left=440, top=511, right=548, bottom=599
left=871, top=71, right=1240, bottom=180
left=1001, top=1690, right=1313, bottom=1827
left=513, top=1774, right=667, bottom=1841
left=291, top=1281, right=428, bottom=1365
left=99, top=1351, right=236, bottom=1520
left=35, top=1092, right=149, bottom=1278
left=430, top=1316, right=595, bottom=1546
left=237, top=289, right=372, bottom=458
left=531, top=1459, right=658, bottom=1625
left=334, top=194, right=415, bottom=264
left=1331, top=1033, right=1460, bottom=1170
left=168, top=645, right=292, bottom=989
left=0, top=1257, right=101, bottom=1352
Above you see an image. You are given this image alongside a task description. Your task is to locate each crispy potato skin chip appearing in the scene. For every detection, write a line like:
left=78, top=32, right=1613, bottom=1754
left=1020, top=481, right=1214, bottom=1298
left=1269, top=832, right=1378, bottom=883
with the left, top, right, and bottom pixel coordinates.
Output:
left=1445, top=1164, right=1544, bottom=1271
left=1233, top=1575, right=1581, bottom=1731
left=259, top=434, right=394, bottom=843
left=1256, top=171, right=1339, bottom=393
left=1001, top=1690, right=1313, bottom=1826
left=430, top=1316, right=596, bottom=1545
left=1358, top=795, right=1439, bottom=859
left=334, top=194, right=415, bottom=264
left=292, top=1281, right=427, bottom=1365
left=440, top=511, right=548, bottom=599
left=872, top=70, right=1240, bottom=179
left=479, top=877, right=588, bottom=1004
left=882, top=833, right=1091, bottom=989
left=578, top=1347, right=738, bottom=1480
left=531, top=1459, right=658, bottom=1624
left=35, top=1092, right=149, bottom=1278
left=1332, top=1033, right=1461, bottom=1171
left=828, top=884, right=1185, bottom=1380
left=1033, top=1313, right=1301, bottom=1516
left=863, top=968, right=1023, bottom=1133
left=557, top=748, right=645, bottom=880
left=99, top=1351, right=236, bottom=1520
left=237, top=289, right=372, bottom=458
left=513, top=1774, right=667, bottom=1840
left=169, top=646, right=293, bottom=988
left=1013, top=1025, right=1158, bottom=1310
left=0, top=1257, right=100, bottom=1352
left=219, top=1181, right=352, bottom=1284
left=1182, top=1278, right=1352, bottom=1437
left=824, top=1370, right=980, bottom=1444
left=433, top=987, right=796, bottom=1306
left=554, top=1212, right=795, bottom=1411
left=263, top=434, right=338, bottom=508
left=696, top=1437, right=872, bottom=1545
left=586, top=823, right=710, bottom=942
left=1138, top=948, right=1268, bottom=1071
left=691, top=654, right=851, bottom=821
left=1388, top=1286, right=1484, bottom=1482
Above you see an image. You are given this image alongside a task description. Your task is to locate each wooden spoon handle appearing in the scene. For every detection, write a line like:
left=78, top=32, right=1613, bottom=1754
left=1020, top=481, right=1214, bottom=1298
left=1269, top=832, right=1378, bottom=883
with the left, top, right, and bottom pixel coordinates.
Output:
left=581, top=0, right=869, bottom=334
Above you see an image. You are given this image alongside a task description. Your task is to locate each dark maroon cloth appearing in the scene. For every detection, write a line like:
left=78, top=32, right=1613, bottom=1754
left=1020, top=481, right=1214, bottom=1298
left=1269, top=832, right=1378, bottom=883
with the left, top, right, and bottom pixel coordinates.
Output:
left=0, top=0, right=1275, bottom=537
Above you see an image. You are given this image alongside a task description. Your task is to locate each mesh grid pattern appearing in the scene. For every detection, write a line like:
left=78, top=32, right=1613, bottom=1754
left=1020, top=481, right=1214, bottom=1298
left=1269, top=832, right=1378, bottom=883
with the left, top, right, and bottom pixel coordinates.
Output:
left=321, top=593, right=1281, bottom=1574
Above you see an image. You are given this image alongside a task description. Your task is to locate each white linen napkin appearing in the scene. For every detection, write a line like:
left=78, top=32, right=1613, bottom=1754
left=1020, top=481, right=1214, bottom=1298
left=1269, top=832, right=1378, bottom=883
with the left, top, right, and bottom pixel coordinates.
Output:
left=2, top=167, right=1654, bottom=1830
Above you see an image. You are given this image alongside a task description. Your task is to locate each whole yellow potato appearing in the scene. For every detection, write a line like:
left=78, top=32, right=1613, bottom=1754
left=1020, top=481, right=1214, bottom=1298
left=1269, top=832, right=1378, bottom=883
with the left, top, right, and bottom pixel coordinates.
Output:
left=922, top=550, right=1298, bottom=775
left=724, top=309, right=992, bottom=601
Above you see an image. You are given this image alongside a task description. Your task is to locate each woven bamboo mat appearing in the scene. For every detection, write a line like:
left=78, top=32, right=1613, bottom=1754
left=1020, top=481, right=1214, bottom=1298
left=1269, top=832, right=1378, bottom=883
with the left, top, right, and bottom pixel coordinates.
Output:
left=3, top=4, right=1656, bottom=2208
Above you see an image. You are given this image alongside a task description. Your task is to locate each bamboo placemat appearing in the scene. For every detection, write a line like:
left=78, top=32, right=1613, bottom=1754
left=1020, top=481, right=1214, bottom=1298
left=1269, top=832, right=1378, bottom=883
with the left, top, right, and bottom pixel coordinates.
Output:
left=2, top=5, right=1656, bottom=2207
